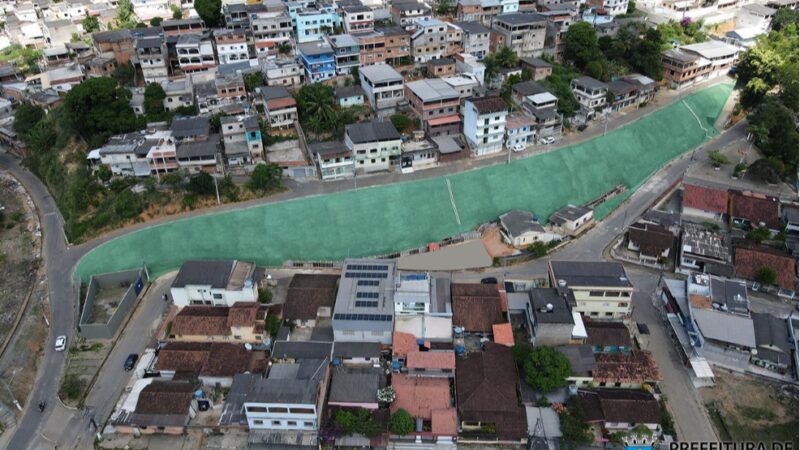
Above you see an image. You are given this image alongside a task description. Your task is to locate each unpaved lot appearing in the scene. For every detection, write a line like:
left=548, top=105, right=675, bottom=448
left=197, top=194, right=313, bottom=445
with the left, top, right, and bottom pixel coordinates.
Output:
left=701, top=371, right=798, bottom=445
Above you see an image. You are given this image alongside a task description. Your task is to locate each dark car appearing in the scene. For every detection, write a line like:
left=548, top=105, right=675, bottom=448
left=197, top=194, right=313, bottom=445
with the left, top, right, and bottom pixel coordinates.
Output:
left=124, top=353, right=139, bottom=371
left=577, top=124, right=588, bottom=132
left=480, top=277, right=498, bottom=284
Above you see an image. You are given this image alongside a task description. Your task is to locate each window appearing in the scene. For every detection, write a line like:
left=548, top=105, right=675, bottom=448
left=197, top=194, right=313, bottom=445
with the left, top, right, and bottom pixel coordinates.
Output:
left=253, top=420, right=264, bottom=425
left=618, top=302, right=628, bottom=308
left=605, top=312, right=613, bottom=317
left=212, top=293, right=223, bottom=299
left=589, top=291, right=604, bottom=297
left=272, top=420, right=282, bottom=425
left=304, top=421, right=314, bottom=427
left=247, top=406, right=268, bottom=413
left=287, top=421, right=297, bottom=426
left=290, top=407, right=315, bottom=414
left=269, top=407, right=288, bottom=413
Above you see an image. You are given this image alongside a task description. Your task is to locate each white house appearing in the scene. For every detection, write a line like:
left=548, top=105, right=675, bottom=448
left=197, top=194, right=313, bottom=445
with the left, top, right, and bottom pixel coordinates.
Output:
left=463, top=96, right=508, bottom=156
left=736, top=4, right=776, bottom=33
left=550, top=204, right=594, bottom=237
left=170, top=260, right=258, bottom=308
left=344, top=121, right=403, bottom=173
left=571, top=76, right=608, bottom=118
left=359, top=63, right=405, bottom=117
left=499, top=210, right=560, bottom=248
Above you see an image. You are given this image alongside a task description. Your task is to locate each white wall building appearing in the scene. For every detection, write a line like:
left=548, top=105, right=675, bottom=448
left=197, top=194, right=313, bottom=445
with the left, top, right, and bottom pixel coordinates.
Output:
left=463, top=96, right=508, bottom=156
left=345, top=121, right=403, bottom=173
left=170, top=260, right=258, bottom=308
left=359, top=63, right=405, bottom=117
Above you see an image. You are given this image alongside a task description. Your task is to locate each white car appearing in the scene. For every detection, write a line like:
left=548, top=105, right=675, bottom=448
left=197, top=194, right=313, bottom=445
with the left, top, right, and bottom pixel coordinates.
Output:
left=539, top=136, right=555, bottom=145
left=55, top=335, right=67, bottom=352
left=511, top=143, right=526, bottom=153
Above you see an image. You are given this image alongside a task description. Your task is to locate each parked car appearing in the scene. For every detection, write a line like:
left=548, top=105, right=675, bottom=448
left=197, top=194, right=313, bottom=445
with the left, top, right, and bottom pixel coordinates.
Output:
left=511, top=143, right=525, bottom=153
left=124, top=353, right=139, bottom=371
left=480, top=277, right=498, bottom=284
left=54, top=335, right=67, bottom=352
left=577, top=124, right=587, bottom=132
left=539, top=136, right=555, bottom=145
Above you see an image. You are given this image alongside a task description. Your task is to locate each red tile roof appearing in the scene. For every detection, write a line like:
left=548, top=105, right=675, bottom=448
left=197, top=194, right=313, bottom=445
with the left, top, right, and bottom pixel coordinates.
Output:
left=593, top=350, right=662, bottom=384
left=734, top=243, right=798, bottom=291
left=155, top=342, right=258, bottom=377
left=683, top=183, right=728, bottom=214
left=492, top=323, right=514, bottom=346
left=393, top=331, right=420, bottom=358
left=730, top=190, right=781, bottom=229
left=283, top=274, right=339, bottom=321
left=171, top=307, right=230, bottom=337
left=451, top=283, right=504, bottom=333
left=406, top=350, right=456, bottom=370
left=391, top=374, right=456, bottom=436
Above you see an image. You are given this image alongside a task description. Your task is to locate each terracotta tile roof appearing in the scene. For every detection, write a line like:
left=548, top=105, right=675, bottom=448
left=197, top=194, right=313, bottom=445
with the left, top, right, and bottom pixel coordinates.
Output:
left=171, top=307, right=230, bottom=336
left=155, top=342, right=258, bottom=377
left=431, top=408, right=458, bottom=436
left=683, top=183, right=728, bottom=214
left=267, top=97, right=297, bottom=110
left=469, top=95, right=508, bottom=114
left=584, top=322, right=631, bottom=348
left=593, top=350, right=662, bottom=384
left=492, top=323, right=514, bottom=346
left=730, top=190, right=781, bottom=229
left=689, top=294, right=713, bottom=309
left=227, top=302, right=264, bottom=327
left=451, top=283, right=504, bottom=333
left=578, top=389, right=661, bottom=425
left=393, top=331, right=421, bottom=358
left=628, top=223, right=674, bottom=257
left=406, top=350, right=456, bottom=370
left=391, top=373, right=456, bottom=436
left=135, top=381, right=195, bottom=415
left=734, top=243, right=798, bottom=291
left=283, top=274, right=339, bottom=321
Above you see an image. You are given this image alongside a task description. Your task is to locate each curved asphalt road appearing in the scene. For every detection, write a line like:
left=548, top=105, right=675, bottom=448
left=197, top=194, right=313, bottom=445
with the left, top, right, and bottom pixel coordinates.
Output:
left=0, top=84, right=740, bottom=448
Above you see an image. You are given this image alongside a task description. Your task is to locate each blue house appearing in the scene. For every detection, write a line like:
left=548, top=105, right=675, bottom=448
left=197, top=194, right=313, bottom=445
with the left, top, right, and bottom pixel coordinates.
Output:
left=293, top=6, right=341, bottom=43
left=335, top=85, right=365, bottom=108
left=298, top=40, right=336, bottom=83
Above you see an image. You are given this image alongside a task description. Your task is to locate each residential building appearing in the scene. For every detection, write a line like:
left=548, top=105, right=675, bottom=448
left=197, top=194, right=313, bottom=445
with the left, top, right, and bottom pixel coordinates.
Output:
left=332, top=259, right=396, bottom=344
left=352, top=26, right=411, bottom=66
left=730, top=190, right=781, bottom=232
left=751, top=312, right=794, bottom=374
left=154, top=342, right=264, bottom=387
left=161, top=18, right=205, bottom=36
left=456, top=21, right=491, bottom=59
left=587, top=0, right=629, bottom=15
left=221, top=115, right=263, bottom=164
left=43, top=47, right=70, bottom=69
left=236, top=357, right=329, bottom=432
left=456, top=342, right=527, bottom=443
left=328, top=366, right=383, bottom=410
left=214, top=28, right=250, bottom=64
left=332, top=342, right=382, bottom=366
left=491, top=13, right=547, bottom=58
left=451, top=283, right=504, bottom=333
left=298, top=40, right=336, bottom=83
left=135, top=36, right=169, bottom=84
left=454, top=53, right=486, bottom=84
left=681, top=181, right=729, bottom=221
left=44, top=63, right=85, bottom=92
left=111, top=380, right=197, bottom=435
left=529, top=287, right=581, bottom=346
left=282, top=274, right=340, bottom=327
left=499, top=209, right=558, bottom=247
left=311, top=141, right=356, bottom=180
left=571, top=76, right=609, bottom=118
left=400, top=134, right=440, bottom=171
left=442, top=74, right=481, bottom=99
left=359, top=63, right=405, bottom=117
left=405, top=78, right=462, bottom=136
left=170, top=260, right=258, bottom=308
left=410, top=19, right=463, bottom=65
left=223, top=3, right=250, bottom=30
left=678, top=222, right=732, bottom=276
left=594, top=350, right=661, bottom=389
left=621, top=74, right=656, bottom=104
left=427, top=57, right=457, bottom=77
left=577, top=390, right=661, bottom=435
left=162, top=78, right=195, bottom=112
left=391, top=1, right=433, bottom=30
left=627, top=222, right=674, bottom=265
left=505, top=115, right=536, bottom=151
left=607, top=79, right=640, bottom=112
left=661, top=48, right=713, bottom=89
left=679, top=41, right=740, bottom=78
left=215, top=72, right=248, bottom=109
left=390, top=373, right=457, bottom=443
left=262, top=58, right=304, bottom=87
left=457, top=0, right=483, bottom=23
left=734, top=241, right=798, bottom=293
left=176, top=33, right=216, bottom=74
left=328, top=34, right=360, bottom=76
left=168, top=303, right=269, bottom=343
left=463, top=95, right=508, bottom=156
left=550, top=204, right=594, bottom=236
left=251, top=12, right=293, bottom=59
left=736, top=4, right=776, bottom=32
left=342, top=5, right=374, bottom=33
left=146, top=136, right=179, bottom=176
left=345, top=120, right=403, bottom=173
left=501, top=0, right=520, bottom=13
left=585, top=322, right=632, bottom=353
left=260, top=86, right=299, bottom=129
left=519, top=57, right=552, bottom=80
left=89, top=133, right=157, bottom=177
left=548, top=261, right=634, bottom=320
left=295, top=6, right=340, bottom=44
left=335, top=85, right=366, bottom=108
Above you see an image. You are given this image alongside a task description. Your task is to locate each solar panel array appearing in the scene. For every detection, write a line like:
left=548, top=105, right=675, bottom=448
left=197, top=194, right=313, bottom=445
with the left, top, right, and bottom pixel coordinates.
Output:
left=345, top=272, right=389, bottom=279
left=356, top=292, right=379, bottom=299
left=334, top=313, right=392, bottom=321
left=346, top=264, right=389, bottom=271
left=355, top=300, right=379, bottom=307
left=357, top=279, right=380, bottom=286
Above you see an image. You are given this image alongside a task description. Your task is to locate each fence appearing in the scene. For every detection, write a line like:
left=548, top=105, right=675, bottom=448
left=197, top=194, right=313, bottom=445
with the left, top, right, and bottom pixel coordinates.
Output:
left=77, top=268, right=148, bottom=340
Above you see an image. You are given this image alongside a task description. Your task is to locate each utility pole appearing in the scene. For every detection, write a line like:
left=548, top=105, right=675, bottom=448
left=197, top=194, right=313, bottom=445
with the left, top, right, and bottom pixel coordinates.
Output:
left=353, top=170, right=358, bottom=191
left=603, top=109, right=609, bottom=136
left=213, top=174, right=221, bottom=205
left=2, top=369, right=20, bottom=411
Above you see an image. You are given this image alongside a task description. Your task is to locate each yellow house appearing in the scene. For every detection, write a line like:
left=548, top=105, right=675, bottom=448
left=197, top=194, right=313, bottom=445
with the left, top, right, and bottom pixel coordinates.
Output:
left=548, top=260, right=634, bottom=321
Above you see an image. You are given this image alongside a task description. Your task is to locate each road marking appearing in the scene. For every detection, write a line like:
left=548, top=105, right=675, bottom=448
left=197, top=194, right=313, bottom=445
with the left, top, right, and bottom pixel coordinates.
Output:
left=445, top=178, right=461, bottom=226
left=682, top=100, right=712, bottom=138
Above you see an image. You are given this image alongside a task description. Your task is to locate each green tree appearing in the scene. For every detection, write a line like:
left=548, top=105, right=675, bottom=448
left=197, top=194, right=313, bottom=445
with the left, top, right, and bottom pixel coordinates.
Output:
left=258, top=287, right=273, bottom=303
left=115, top=0, right=137, bottom=28
left=755, top=267, right=777, bottom=286
left=772, top=8, right=798, bottom=31
left=143, top=82, right=166, bottom=116
left=243, top=72, right=263, bottom=92
left=388, top=409, right=414, bottom=435
left=150, top=17, right=163, bottom=26
left=82, top=16, right=100, bottom=33
left=746, top=226, right=771, bottom=243
left=248, top=163, right=282, bottom=193
left=186, top=172, right=215, bottom=196
left=748, top=158, right=785, bottom=184
left=170, top=4, right=183, bottom=19
left=264, top=314, right=281, bottom=336
left=390, top=113, right=412, bottom=133
left=495, top=45, right=518, bottom=68
left=564, top=22, right=599, bottom=69
left=334, top=410, right=356, bottom=434
left=111, top=62, right=135, bottom=87
left=630, top=28, right=664, bottom=80
left=523, top=346, right=571, bottom=392
left=559, top=398, right=593, bottom=444
left=436, top=0, right=453, bottom=15
left=707, top=150, right=729, bottom=167
left=585, top=60, right=609, bottom=81
left=627, top=0, right=636, bottom=13
left=748, top=98, right=798, bottom=177
left=64, top=77, right=140, bottom=141
left=294, top=83, right=337, bottom=133
left=194, top=0, right=223, bottom=27
left=13, top=102, right=45, bottom=137
left=96, top=165, right=113, bottom=182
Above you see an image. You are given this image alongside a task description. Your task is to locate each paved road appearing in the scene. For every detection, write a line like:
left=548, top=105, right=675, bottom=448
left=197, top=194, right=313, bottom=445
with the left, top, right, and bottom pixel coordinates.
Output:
left=0, top=79, right=739, bottom=449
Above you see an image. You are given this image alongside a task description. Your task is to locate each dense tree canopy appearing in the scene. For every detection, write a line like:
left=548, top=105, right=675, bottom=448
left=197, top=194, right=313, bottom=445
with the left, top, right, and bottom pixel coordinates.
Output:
left=564, top=22, right=600, bottom=70
left=388, top=409, right=414, bottom=435
left=115, top=0, right=137, bottom=29
left=194, top=0, right=223, bottom=28
left=483, top=46, right=518, bottom=83
left=13, top=102, right=45, bottom=137
left=64, top=77, right=140, bottom=143
left=82, top=16, right=100, bottom=33
left=248, top=163, right=283, bottom=193
left=143, top=82, right=166, bottom=116
left=522, top=346, right=571, bottom=392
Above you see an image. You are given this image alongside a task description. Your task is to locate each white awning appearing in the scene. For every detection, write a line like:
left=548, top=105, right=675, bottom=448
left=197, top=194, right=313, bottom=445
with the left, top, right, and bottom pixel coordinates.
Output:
left=572, top=311, right=587, bottom=339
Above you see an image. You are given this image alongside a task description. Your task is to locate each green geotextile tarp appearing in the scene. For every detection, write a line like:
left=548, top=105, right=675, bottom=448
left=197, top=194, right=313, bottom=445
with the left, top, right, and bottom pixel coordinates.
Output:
left=76, top=83, right=733, bottom=281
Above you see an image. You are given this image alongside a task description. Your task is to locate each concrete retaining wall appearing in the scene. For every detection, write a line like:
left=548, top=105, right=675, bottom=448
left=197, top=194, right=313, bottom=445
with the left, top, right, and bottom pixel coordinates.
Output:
left=78, top=268, right=147, bottom=340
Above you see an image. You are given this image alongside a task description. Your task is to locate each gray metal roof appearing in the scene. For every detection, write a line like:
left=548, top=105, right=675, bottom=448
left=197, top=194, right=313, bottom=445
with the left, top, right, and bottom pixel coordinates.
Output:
left=406, top=78, right=460, bottom=103
left=499, top=209, right=545, bottom=238
left=172, top=260, right=235, bottom=288
left=550, top=261, right=633, bottom=288
left=260, top=86, right=292, bottom=101
left=298, top=40, right=334, bottom=57
left=310, top=141, right=350, bottom=157
left=455, top=21, right=490, bottom=34
left=742, top=3, right=777, bottom=15
left=530, top=288, right=574, bottom=324
left=572, top=76, right=608, bottom=91
left=709, top=278, right=749, bottom=315
left=432, top=136, right=461, bottom=154
left=332, top=342, right=381, bottom=359
left=135, top=36, right=163, bottom=49
left=752, top=312, right=792, bottom=365
left=272, top=341, right=333, bottom=360
left=246, top=359, right=328, bottom=404
left=176, top=137, right=219, bottom=159
left=556, top=344, right=596, bottom=375
left=328, top=366, right=381, bottom=404
left=346, top=121, right=401, bottom=144
left=171, top=117, right=211, bottom=139
left=359, top=63, right=403, bottom=83
left=550, top=204, right=592, bottom=223
left=691, top=308, right=756, bottom=348
left=493, top=12, right=546, bottom=25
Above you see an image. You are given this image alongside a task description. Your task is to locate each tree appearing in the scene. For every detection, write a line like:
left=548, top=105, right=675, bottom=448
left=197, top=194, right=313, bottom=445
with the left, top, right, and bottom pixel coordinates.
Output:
left=111, top=62, right=135, bottom=87
left=564, top=22, right=599, bottom=69
left=258, top=287, right=273, bottom=303
left=294, top=83, right=338, bottom=133
left=335, top=410, right=356, bottom=434
left=194, top=0, right=223, bottom=28
left=143, top=82, right=166, bottom=116
left=248, top=163, right=282, bottom=193
left=748, top=98, right=798, bottom=177
left=755, top=267, right=777, bottom=286
left=495, top=45, right=518, bottom=68
left=627, top=0, right=636, bottom=13
left=13, top=102, right=45, bottom=137
left=377, top=386, right=396, bottom=404
left=115, top=0, right=137, bottom=29
left=170, top=4, right=183, bottom=19
left=150, top=17, right=163, bottom=26
left=559, top=398, right=593, bottom=444
left=390, top=113, right=412, bottom=133
left=264, top=314, right=281, bottom=336
left=522, top=346, right=571, bottom=392
left=436, top=0, right=453, bottom=15
left=64, top=77, right=139, bottom=140
left=772, top=8, right=798, bottom=32
left=243, top=72, right=263, bottom=92
left=186, top=172, right=215, bottom=196
left=528, top=241, right=548, bottom=258
left=388, top=409, right=414, bottom=435
left=350, top=65, right=360, bottom=84
left=96, top=165, right=112, bottom=182
left=748, top=158, right=785, bottom=184
left=585, top=60, right=609, bottom=81
left=82, top=16, right=100, bottom=33
left=746, top=226, right=771, bottom=244
left=630, top=28, right=664, bottom=80
left=707, top=150, right=729, bottom=168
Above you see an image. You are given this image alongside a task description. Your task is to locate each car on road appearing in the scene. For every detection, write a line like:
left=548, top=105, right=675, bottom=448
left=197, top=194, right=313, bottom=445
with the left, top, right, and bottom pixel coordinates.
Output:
left=577, top=124, right=587, bottom=132
left=511, top=143, right=526, bottom=153
left=54, top=336, right=66, bottom=352
left=124, top=353, right=139, bottom=371
left=539, top=136, right=555, bottom=145
left=480, top=277, right=498, bottom=284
